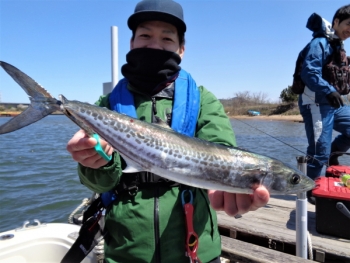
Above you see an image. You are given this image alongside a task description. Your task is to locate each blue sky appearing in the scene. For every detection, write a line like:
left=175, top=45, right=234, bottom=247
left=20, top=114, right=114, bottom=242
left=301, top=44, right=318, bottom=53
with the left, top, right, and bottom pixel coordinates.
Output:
left=1, top=0, right=349, bottom=104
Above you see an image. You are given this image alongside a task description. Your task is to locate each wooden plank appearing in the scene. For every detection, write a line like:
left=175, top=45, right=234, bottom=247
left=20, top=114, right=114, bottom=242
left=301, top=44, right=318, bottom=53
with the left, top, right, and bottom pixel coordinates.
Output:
left=221, top=235, right=315, bottom=263
left=217, top=195, right=350, bottom=259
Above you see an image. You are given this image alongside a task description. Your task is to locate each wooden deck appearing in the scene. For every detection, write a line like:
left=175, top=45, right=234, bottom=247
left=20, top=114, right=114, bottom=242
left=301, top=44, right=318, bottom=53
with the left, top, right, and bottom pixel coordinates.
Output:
left=217, top=195, right=350, bottom=263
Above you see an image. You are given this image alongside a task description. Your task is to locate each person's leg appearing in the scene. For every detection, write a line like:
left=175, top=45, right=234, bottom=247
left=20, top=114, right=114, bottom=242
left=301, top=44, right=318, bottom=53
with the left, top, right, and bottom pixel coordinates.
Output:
left=330, top=105, right=350, bottom=165
left=301, top=104, right=334, bottom=180
left=300, top=104, right=335, bottom=204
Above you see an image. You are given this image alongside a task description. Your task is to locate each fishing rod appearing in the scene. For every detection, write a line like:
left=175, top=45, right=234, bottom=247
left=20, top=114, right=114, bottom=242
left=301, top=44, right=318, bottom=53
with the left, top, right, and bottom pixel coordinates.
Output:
left=231, top=116, right=348, bottom=173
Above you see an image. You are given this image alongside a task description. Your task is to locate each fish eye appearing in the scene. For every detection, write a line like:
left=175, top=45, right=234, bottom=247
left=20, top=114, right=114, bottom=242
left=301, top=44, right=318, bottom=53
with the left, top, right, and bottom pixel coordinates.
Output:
left=290, top=174, right=301, bottom=185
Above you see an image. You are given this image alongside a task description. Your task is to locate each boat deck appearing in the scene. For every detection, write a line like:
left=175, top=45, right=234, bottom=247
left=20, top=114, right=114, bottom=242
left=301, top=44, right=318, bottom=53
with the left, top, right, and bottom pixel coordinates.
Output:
left=217, top=195, right=350, bottom=263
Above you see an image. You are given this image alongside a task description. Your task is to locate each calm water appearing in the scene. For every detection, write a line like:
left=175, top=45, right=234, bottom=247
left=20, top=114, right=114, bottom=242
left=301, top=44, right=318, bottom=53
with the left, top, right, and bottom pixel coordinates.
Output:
left=0, top=115, right=349, bottom=232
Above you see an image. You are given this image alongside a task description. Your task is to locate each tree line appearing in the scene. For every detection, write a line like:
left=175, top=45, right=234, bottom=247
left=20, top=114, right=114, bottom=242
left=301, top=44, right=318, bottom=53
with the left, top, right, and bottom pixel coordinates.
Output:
left=221, top=90, right=299, bottom=116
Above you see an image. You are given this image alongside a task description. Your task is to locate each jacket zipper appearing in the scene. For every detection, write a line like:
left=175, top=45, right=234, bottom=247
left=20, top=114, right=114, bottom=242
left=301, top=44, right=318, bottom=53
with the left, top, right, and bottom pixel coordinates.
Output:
left=154, top=187, right=161, bottom=263
left=151, top=97, right=161, bottom=263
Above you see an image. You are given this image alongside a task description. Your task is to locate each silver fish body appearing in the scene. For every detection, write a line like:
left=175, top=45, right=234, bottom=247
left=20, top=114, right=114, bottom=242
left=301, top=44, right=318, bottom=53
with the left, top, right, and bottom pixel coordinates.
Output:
left=0, top=61, right=315, bottom=194
left=60, top=97, right=314, bottom=194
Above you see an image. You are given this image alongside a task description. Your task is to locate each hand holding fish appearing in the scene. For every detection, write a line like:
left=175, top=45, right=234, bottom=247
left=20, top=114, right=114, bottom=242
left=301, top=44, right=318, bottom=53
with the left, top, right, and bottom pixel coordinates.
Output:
left=208, top=187, right=270, bottom=216
left=67, top=129, right=114, bottom=169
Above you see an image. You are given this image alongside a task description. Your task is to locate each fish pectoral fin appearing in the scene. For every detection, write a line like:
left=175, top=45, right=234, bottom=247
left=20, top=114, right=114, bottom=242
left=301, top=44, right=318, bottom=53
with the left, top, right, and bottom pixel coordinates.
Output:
left=121, top=155, right=145, bottom=173
left=122, top=166, right=142, bottom=173
left=0, top=105, right=57, bottom=134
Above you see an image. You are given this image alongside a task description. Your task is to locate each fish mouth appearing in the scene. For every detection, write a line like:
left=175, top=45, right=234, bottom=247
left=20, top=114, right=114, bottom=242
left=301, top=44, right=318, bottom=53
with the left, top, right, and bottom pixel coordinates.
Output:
left=284, top=180, right=315, bottom=195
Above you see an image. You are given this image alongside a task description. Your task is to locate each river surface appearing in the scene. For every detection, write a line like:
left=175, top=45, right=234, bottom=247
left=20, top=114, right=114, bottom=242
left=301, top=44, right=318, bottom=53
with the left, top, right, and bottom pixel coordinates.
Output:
left=0, top=115, right=349, bottom=232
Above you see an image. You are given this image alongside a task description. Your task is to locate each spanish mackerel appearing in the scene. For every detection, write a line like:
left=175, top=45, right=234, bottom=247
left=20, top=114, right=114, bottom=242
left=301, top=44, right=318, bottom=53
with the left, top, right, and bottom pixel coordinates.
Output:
left=0, top=61, right=315, bottom=194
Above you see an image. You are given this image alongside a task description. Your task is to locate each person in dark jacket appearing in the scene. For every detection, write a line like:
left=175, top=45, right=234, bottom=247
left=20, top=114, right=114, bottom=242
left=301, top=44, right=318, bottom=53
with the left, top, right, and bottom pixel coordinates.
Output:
left=66, top=0, right=269, bottom=262
left=298, top=5, right=350, bottom=204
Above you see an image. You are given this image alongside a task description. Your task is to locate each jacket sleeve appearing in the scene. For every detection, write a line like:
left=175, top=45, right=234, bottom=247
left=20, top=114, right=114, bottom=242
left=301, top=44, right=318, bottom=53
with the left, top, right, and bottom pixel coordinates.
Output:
left=300, top=37, right=336, bottom=95
left=77, top=94, right=124, bottom=193
left=196, top=86, right=236, bottom=147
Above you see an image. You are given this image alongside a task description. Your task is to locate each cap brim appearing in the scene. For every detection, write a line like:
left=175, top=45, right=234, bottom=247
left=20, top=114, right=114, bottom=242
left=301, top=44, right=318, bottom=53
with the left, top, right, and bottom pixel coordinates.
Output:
left=128, top=11, right=186, bottom=33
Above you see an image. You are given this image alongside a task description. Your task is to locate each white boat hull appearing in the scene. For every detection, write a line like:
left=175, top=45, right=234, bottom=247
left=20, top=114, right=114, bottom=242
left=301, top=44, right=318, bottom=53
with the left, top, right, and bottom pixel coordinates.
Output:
left=0, top=222, right=97, bottom=263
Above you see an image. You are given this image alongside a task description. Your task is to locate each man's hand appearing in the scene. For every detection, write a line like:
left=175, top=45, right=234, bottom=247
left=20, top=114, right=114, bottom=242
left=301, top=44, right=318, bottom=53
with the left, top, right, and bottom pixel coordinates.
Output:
left=66, top=129, right=114, bottom=169
left=326, top=91, right=343, bottom=108
left=208, top=186, right=270, bottom=217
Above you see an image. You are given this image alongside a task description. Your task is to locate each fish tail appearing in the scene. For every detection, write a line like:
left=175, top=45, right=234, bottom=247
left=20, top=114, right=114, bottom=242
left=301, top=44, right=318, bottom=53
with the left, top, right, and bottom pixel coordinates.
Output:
left=0, top=61, right=61, bottom=134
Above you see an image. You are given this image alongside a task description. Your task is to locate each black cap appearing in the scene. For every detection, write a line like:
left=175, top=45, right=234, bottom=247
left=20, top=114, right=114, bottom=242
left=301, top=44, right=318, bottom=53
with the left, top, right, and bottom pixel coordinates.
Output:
left=128, top=0, right=186, bottom=33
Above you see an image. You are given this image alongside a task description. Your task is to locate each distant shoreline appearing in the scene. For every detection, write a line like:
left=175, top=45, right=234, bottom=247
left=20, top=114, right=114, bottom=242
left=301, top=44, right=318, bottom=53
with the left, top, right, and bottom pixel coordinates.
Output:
left=0, top=111, right=303, bottom=122
left=229, top=115, right=303, bottom=122
left=0, top=111, right=63, bottom=117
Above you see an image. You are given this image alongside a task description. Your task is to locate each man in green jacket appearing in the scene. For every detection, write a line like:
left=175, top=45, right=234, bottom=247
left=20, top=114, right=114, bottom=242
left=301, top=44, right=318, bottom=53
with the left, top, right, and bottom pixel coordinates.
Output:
left=66, top=0, right=269, bottom=262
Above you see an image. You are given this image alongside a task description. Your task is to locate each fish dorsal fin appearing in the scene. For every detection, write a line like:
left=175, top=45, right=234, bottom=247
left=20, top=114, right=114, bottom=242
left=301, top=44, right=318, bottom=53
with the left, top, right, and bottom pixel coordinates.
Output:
left=154, top=116, right=171, bottom=130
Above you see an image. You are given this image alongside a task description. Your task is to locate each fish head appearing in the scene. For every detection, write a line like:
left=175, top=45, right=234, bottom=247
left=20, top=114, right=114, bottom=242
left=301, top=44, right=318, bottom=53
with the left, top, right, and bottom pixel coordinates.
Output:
left=266, top=160, right=315, bottom=194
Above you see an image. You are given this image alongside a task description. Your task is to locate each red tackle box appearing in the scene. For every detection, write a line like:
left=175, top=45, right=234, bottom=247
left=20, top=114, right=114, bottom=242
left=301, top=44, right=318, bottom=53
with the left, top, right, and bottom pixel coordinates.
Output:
left=312, top=177, right=350, bottom=239
left=326, top=165, right=350, bottom=178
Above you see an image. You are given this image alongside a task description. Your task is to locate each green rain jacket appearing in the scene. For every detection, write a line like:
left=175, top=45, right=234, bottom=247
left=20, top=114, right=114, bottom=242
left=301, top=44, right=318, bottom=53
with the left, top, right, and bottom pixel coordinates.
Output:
left=78, top=84, right=236, bottom=263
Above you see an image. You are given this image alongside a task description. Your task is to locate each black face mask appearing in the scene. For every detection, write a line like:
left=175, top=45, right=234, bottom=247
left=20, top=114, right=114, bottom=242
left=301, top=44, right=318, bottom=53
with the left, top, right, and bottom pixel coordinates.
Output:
left=121, top=48, right=182, bottom=95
